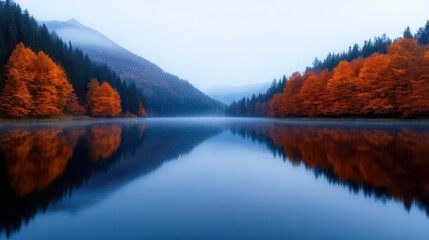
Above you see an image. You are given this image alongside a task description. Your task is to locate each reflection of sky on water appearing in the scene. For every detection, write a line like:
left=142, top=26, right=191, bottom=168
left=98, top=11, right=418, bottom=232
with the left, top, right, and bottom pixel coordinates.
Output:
left=1, top=118, right=428, bottom=239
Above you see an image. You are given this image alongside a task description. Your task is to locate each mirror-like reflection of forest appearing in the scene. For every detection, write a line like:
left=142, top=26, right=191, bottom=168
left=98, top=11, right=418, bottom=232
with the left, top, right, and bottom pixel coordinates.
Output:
left=230, top=120, right=429, bottom=212
left=1, top=118, right=429, bottom=238
left=0, top=120, right=223, bottom=237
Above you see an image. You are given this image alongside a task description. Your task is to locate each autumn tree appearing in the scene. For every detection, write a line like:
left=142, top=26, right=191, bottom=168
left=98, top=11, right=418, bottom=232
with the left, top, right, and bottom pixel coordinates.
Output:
left=276, top=72, right=304, bottom=116
left=405, top=46, right=429, bottom=115
left=138, top=102, right=147, bottom=117
left=386, top=39, right=423, bottom=116
left=0, top=43, right=35, bottom=117
left=66, top=92, right=85, bottom=115
left=299, top=70, right=330, bottom=116
left=0, top=43, right=75, bottom=118
left=325, top=59, right=364, bottom=115
left=268, top=38, right=429, bottom=118
left=86, top=79, right=122, bottom=117
left=356, top=53, right=394, bottom=115
left=31, top=51, right=73, bottom=116
left=269, top=93, right=284, bottom=117
left=262, top=25, right=429, bottom=118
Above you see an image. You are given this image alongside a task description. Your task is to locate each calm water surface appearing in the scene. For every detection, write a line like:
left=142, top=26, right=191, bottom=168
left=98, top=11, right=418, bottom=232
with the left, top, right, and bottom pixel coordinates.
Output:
left=0, top=118, right=428, bottom=239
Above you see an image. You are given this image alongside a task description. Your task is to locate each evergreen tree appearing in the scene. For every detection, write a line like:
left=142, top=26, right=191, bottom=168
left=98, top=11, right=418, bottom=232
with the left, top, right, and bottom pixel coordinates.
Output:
left=226, top=77, right=287, bottom=116
left=310, top=34, right=392, bottom=72
left=415, top=20, right=429, bottom=45
left=403, top=26, right=413, bottom=39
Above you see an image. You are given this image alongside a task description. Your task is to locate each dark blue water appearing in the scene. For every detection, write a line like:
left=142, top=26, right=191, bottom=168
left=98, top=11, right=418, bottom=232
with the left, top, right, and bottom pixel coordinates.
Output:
left=0, top=118, right=428, bottom=239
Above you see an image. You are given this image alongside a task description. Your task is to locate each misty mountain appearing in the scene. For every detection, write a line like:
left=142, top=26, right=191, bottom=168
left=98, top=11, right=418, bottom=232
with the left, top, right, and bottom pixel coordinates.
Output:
left=0, top=2, right=146, bottom=117
left=206, top=82, right=271, bottom=105
left=43, top=19, right=223, bottom=116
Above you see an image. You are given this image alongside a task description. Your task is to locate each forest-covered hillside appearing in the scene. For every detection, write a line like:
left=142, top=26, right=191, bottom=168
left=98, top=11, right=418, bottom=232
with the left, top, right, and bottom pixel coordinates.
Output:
left=0, top=0, right=146, bottom=117
left=227, top=21, right=429, bottom=118
left=44, top=19, right=223, bottom=116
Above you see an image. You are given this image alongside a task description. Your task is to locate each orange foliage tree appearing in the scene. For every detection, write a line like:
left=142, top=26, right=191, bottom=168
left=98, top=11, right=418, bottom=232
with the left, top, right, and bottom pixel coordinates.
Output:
left=86, top=79, right=122, bottom=117
left=299, top=70, right=330, bottom=116
left=269, top=38, right=429, bottom=118
left=66, top=92, right=86, bottom=115
left=386, top=38, right=423, bottom=116
left=138, top=102, right=148, bottom=117
left=276, top=72, right=304, bottom=117
left=356, top=53, right=394, bottom=115
left=325, top=59, right=364, bottom=115
left=269, top=94, right=284, bottom=117
left=0, top=43, right=36, bottom=117
left=407, top=48, right=429, bottom=115
left=0, top=43, right=76, bottom=117
left=31, top=51, right=73, bottom=116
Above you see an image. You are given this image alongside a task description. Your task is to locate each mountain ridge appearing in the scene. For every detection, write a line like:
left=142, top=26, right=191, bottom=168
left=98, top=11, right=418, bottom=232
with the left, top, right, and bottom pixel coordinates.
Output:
left=43, top=19, right=223, bottom=116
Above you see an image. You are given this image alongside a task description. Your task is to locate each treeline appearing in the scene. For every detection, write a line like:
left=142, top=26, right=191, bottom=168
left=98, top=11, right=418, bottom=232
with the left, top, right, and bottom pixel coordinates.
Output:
left=309, top=34, right=392, bottom=72
left=309, top=22, right=429, bottom=73
left=123, top=73, right=224, bottom=116
left=0, top=0, right=146, bottom=117
left=270, top=38, right=429, bottom=118
left=225, top=76, right=286, bottom=116
left=226, top=20, right=429, bottom=118
left=226, top=35, right=392, bottom=117
left=146, top=79, right=223, bottom=116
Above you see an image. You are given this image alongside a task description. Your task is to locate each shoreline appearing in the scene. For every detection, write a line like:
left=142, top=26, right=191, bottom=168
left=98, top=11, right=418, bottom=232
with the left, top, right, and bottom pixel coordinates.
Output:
left=272, top=117, right=429, bottom=122
left=0, top=114, right=143, bottom=124
left=0, top=115, right=428, bottom=124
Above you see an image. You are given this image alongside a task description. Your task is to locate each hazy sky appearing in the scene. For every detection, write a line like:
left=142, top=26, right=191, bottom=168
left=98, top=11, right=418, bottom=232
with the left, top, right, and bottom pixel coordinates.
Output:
left=15, top=0, right=429, bottom=90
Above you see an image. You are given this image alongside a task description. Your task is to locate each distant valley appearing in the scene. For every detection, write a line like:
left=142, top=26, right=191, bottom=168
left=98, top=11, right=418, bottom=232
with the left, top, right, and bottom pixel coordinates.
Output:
left=205, top=82, right=271, bottom=105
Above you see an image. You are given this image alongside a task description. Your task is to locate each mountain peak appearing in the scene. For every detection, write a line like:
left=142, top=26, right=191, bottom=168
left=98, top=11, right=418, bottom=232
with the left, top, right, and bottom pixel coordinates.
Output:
left=66, top=18, right=82, bottom=26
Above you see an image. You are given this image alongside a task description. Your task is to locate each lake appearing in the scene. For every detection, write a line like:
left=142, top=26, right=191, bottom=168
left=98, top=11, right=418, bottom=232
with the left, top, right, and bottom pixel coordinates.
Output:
left=0, top=117, right=428, bottom=239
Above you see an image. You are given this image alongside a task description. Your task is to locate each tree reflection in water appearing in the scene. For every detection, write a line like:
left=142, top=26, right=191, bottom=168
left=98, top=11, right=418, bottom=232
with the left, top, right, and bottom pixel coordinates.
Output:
left=230, top=121, right=429, bottom=214
left=0, top=124, right=125, bottom=236
left=87, top=125, right=122, bottom=161
left=0, top=120, right=222, bottom=237
left=0, top=128, right=77, bottom=198
left=0, top=119, right=428, bottom=238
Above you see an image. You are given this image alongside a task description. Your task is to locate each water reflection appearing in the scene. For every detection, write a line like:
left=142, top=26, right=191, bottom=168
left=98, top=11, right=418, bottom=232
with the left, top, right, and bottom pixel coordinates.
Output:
left=230, top=120, right=429, bottom=214
left=87, top=125, right=122, bottom=161
left=0, top=120, right=222, bottom=237
left=270, top=125, right=429, bottom=207
left=0, top=128, right=79, bottom=198
left=0, top=119, right=429, bottom=238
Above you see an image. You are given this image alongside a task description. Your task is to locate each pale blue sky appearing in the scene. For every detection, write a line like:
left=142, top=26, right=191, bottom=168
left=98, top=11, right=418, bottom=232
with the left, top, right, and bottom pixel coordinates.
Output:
left=15, top=0, right=429, bottom=89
